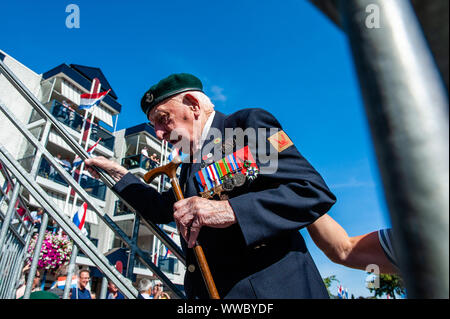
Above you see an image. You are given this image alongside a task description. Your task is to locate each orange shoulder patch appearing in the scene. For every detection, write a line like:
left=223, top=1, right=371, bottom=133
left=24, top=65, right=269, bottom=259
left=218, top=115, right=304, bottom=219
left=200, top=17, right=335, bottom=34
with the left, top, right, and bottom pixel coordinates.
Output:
left=267, top=130, right=293, bottom=153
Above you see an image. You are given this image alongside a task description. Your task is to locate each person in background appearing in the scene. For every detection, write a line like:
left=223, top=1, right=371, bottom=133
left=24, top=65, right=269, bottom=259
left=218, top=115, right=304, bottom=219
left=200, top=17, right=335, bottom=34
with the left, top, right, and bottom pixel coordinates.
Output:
left=137, top=278, right=153, bottom=299
left=141, top=146, right=149, bottom=158
left=30, top=207, right=44, bottom=230
left=107, top=280, right=125, bottom=299
left=149, top=153, right=160, bottom=166
left=141, top=147, right=150, bottom=169
left=70, top=269, right=92, bottom=299
left=16, top=265, right=41, bottom=299
left=152, top=282, right=170, bottom=299
left=307, top=214, right=398, bottom=274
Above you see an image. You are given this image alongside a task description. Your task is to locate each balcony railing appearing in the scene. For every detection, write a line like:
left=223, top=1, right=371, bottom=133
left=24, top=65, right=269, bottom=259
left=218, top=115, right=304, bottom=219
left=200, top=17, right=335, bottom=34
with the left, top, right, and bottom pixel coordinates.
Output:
left=133, top=254, right=179, bottom=275
left=36, top=156, right=107, bottom=201
left=121, top=154, right=158, bottom=171
left=114, top=200, right=133, bottom=217
left=48, top=100, right=115, bottom=151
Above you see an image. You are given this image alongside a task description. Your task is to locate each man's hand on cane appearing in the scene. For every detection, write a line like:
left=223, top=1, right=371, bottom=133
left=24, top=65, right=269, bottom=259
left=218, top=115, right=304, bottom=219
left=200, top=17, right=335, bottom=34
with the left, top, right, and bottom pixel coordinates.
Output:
left=173, top=197, right=237, bottom=248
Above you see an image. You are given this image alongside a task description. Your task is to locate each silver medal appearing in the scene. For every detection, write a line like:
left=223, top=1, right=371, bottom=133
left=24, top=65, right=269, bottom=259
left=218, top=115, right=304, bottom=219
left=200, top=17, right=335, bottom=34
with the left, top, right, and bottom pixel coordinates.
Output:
left=222, top=176, right=234, bottom=191
left=232, top=173, right=246, bottom=187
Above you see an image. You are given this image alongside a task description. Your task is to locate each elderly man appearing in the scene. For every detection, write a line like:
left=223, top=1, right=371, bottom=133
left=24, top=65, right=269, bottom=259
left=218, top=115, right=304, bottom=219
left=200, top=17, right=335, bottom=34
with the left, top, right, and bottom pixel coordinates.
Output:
left=86, top=73, right=336, bottom=299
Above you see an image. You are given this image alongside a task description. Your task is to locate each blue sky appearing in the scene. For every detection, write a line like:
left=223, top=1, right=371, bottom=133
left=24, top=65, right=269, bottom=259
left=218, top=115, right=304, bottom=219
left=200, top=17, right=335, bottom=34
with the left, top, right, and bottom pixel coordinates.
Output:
left=1, top=0, right=392, bottom=297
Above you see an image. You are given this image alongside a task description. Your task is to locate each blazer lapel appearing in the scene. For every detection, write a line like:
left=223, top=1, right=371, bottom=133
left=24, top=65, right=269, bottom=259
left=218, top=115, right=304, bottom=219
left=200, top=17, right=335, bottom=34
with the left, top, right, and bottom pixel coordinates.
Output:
left=184, top=111, right=227, bottom=197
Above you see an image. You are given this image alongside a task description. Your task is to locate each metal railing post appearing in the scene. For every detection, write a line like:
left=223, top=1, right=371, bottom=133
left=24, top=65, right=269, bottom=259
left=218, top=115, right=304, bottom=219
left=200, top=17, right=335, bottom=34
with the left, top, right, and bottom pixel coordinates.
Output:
left=339, top=0, right=449, bottom=298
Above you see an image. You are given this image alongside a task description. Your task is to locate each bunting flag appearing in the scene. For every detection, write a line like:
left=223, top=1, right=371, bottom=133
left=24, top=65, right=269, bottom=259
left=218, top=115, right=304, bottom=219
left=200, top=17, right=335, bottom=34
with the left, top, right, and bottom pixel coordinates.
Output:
left=163, top=232, right=174, bottom=259
left=79, top=89, right=110, bottom=110
left=72, top=202, right=88, bottom=233
left=71, top=138, right=102, bottom=172
left=50, top=275, right=78, bottom=290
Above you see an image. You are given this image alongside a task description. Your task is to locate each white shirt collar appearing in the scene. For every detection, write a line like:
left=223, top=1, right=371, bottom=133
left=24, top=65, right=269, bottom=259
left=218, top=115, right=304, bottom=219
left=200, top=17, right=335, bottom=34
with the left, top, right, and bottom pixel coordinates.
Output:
left=198, top=111, right=216, bottom=150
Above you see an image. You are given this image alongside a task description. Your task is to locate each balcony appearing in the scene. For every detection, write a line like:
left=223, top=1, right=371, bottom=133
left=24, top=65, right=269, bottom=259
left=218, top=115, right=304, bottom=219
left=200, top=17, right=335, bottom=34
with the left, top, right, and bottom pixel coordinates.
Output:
left=48, top=100, right=115, bottom=151
left=37, top=156, right=107, bottom=201
left=113, top=200, right=133, bottom=217
left=121, top=154, right=158, bottom=171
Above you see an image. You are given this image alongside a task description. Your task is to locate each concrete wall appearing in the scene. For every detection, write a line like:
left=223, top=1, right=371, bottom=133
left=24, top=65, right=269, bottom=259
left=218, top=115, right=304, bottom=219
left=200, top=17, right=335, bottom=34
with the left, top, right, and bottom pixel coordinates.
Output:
left=0, top=49, right=43, bottom=159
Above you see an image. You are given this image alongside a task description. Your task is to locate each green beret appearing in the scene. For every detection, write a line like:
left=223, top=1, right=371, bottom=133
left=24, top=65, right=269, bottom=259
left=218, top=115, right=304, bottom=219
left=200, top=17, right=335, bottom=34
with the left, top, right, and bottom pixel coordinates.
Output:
left=141, top=73, right=203, bottom=116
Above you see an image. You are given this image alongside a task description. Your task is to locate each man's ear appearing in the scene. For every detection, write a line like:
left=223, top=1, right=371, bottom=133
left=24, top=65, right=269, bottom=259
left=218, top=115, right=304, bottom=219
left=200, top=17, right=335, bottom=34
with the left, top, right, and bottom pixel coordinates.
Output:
left=183, top=93, right=201, bottom=118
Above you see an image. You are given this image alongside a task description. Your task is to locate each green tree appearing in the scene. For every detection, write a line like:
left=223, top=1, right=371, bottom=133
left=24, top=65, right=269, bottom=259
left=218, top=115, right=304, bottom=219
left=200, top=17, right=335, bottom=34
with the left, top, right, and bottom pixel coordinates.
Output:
left=367, top=273, right=405, bottom=299
left=323, top=275, right=339, bottom=298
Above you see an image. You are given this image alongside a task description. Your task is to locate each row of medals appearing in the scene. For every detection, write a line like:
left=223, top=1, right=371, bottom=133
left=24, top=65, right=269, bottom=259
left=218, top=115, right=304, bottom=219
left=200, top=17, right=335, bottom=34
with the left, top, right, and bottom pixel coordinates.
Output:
left=200, top=140, right=254, bottom=200
left=200, top=168, right=247, bottom=200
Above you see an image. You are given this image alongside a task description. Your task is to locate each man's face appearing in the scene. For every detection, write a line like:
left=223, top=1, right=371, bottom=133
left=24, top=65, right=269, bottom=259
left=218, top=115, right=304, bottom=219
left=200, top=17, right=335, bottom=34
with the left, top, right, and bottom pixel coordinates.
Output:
left=108, top=282, right=118, bottom=293
left=33, top=271, right=41, bottom=287
left=148, top=96, right=199, bottom=153
left=79, top=272, right=90, bottom=289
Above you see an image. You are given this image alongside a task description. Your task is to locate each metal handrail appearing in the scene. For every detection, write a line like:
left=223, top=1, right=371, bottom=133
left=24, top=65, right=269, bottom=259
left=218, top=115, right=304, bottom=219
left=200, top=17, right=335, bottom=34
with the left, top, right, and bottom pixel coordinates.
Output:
left=0, top=59, right=185, bottom=267
left=0, top=59, right=186, bottom=298
left=0, top=100, right=185, bottom=299
left=0, top=147, right=139, bottom=299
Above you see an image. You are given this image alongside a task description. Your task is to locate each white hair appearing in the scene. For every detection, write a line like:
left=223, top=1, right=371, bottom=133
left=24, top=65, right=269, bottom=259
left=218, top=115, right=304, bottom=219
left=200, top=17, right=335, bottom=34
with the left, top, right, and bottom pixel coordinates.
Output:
left=173, top=91, right=215, bottom=112
left=137, top=278, right=152, bottom=292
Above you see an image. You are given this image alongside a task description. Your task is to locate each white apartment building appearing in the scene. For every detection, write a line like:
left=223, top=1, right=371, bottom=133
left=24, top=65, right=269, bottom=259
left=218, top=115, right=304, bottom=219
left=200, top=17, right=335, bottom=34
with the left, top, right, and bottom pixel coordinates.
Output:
left=0, top=49, right=185, bottom=297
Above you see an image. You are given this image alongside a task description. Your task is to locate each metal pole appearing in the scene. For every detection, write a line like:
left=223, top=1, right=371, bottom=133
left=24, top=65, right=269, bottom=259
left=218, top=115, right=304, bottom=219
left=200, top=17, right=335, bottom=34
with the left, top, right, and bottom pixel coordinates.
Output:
left=0, top=184, right=21, bottom=252
left=0, top=100, right=185, bottom=264
left=0, top=147, right=139, bottom=299
left=126, top=214, right=140, bottom=279
left=339, top=0, right=449, bottom=298
left=23, top=213, right=49, bottom=299
left=0, top=61, right=184, bottom=265
left=100, top=276, right=108, bottom=299
left=62, top=244, right=79, bottom=299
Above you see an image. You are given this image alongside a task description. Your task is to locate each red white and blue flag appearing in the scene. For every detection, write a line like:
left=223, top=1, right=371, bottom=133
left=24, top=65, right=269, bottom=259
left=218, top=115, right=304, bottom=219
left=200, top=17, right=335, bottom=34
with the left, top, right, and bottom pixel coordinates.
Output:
left=50, top=275, right=78, bottom=290
left=79, top=89, right=110, bottom=110
left=163, top=232, right=174, bottom=259
left=337, top=285, right=343, bottom=299
left=71, top=138, right=102, bottom=172
left=72, top=202, right=88, bottom=233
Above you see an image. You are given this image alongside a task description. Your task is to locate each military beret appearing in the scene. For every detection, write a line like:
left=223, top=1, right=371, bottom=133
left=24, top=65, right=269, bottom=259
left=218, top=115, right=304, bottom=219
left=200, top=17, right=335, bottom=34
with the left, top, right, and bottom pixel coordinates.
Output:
left=140, top=73, right=203, bottom=116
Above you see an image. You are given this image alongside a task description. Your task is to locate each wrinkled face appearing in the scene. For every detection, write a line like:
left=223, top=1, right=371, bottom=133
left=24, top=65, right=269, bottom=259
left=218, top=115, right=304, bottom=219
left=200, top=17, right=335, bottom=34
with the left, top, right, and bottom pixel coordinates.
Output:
left=148, top=95, right=200, bottom=153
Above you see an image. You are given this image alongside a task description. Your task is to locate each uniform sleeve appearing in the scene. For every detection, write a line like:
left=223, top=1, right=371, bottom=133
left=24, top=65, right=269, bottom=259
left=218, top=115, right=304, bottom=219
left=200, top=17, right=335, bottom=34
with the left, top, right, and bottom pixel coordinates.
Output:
left=112, top=172, right=176, bottom=224
left=227, top=109, right=336, bottom=247
left=378, top=228, right=398, bottom=267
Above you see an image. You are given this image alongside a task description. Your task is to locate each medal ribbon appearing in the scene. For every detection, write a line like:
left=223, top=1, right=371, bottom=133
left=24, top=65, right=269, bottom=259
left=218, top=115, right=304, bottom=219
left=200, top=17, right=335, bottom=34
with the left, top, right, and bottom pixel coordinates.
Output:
left=195, top=145, right=258, bottom=191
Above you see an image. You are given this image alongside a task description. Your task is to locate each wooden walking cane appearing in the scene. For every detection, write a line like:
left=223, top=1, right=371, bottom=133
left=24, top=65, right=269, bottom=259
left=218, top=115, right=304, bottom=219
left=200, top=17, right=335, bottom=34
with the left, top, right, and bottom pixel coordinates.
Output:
left=143, top=156, right=220, bottom=299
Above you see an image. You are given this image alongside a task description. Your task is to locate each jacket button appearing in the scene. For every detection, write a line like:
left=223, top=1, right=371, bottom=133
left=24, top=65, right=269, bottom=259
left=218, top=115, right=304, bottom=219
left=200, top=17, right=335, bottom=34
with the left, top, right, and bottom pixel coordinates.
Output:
left=188, top=264, right=196, bottom=272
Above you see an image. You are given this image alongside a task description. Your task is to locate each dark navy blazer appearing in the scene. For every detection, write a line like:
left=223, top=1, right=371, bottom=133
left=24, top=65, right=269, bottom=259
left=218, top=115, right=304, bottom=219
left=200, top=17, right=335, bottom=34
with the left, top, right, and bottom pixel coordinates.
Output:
left=113, top=108, right=336, bottom=299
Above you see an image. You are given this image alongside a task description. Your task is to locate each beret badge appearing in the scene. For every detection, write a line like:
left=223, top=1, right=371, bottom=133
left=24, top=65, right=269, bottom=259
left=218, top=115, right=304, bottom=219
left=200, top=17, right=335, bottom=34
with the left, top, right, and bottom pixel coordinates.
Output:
left=146, top=92, right=154, bottom=104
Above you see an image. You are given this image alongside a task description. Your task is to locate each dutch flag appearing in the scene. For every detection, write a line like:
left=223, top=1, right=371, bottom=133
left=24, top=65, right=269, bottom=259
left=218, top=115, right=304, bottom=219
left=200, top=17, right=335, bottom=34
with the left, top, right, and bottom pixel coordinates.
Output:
left=337, top=285, right=343, bottom=299
left=163, top=232, right=174, bottom=259
left=50, top=275, right=78, bottom=290
left=72, top=138, right=102, bottom=172
left=72, top=202, right=88, bottom=234
left=79, top=89, right=110, bottom=110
